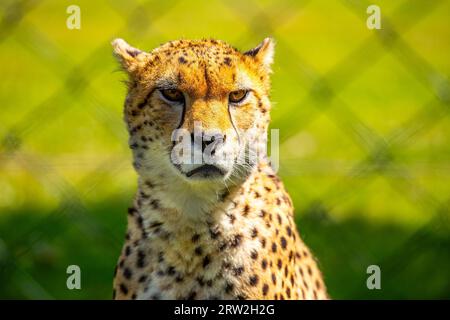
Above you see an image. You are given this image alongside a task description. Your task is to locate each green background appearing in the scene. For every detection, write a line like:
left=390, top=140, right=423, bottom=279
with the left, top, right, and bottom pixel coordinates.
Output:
left=0, top=0, right=449, bottom=299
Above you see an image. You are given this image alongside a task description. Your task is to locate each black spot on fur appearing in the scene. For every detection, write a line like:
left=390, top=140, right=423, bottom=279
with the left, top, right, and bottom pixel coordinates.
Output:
left=149, top=221, right=163, bottom=229
left=123, top=267, right=132, bottom=279
left=150, top=199, right=160, bottom=209
left=307, top=265, right=312, bottom=276
left=119, top=283, right=128, bottom=295
left=286, top=226, right=292, bottom=237
left=167, top=266, right=176, bottom=276
left=194, top=246, right=203, bottom=256
left=187, top=291, right=197, bottom=300
left=127, top=207, right=137, bottom=216
left=137, top=250, right=146, bottom=268
left=272, top=242, right=277, bottom=253
left=243, top=204, right=250, bottom=216
left=230, top=234, right=242, bottom=248
left=262, top=283, right=269, bottom=296
left=249, top=275, right=259, bottom=286
left=219, top=241, right=227, bottom=251
left=113, top=265, right=118, bottom=277
left=262, top=259, right=268, bottom=270
left=136, top=215, right=143, bottom=228
left=261, top=238, right=266, bottom=248
left=209, top=228, right=220, bottom=239
left=280, top=236, right=287, bottom=249
left=233, top=266, right=244, bottom=276
left=223, top=57, right=232, bottom=66
left=259, top=210, right=267, bottom=218
left=225, top=282, right=234, bottom=293
left=203, top=255, right=211, bottom=268
left=219, top=189, right=230, bottom=201
left=191, top=233, right=200, bottom=242
left=197, top=276, right=205, bottom=287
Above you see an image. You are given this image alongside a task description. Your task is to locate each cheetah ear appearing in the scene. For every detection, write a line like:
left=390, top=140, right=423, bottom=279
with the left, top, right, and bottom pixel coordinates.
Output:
left=244, top=37, right=275, bottom=72
left=112, top=38, right=149, bottom=74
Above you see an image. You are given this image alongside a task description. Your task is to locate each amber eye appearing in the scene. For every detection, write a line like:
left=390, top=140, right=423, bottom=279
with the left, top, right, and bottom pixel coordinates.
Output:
left=229, top=90, right=249, bottom=104
left=160, top=89, right=185, bottom=103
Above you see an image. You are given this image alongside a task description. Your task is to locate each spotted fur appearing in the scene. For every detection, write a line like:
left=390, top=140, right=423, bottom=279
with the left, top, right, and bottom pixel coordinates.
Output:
left=111, top=38, right=328, bottom=300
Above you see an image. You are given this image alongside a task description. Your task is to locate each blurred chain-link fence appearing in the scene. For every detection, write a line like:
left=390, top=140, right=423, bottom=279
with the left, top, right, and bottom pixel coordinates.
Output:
left=0, top=0, right=449, bottom=299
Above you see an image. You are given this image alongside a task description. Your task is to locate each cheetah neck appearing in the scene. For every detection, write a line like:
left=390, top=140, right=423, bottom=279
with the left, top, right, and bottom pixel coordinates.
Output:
left=125, top=161, right=274, bottom=282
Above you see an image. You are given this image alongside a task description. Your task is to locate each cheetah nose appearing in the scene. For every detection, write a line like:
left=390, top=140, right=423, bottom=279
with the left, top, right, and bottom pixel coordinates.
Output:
left=191, top=132, right=226, bottom=155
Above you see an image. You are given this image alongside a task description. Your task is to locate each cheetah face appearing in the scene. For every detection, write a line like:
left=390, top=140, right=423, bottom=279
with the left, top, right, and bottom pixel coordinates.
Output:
left=113, top=38, right=274, bottom=186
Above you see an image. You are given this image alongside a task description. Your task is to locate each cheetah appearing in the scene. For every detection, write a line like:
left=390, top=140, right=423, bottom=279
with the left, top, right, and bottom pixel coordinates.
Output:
left=111, top=37, right=328, bottom=300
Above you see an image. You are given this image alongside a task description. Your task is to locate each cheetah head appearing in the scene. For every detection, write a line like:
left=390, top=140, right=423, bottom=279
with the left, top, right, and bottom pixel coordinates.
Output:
left=113, top=38, right=274, bottom=189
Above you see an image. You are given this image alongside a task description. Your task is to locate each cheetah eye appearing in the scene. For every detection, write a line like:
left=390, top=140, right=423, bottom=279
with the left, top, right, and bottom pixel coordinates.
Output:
left=229, top=90, right=249, bottom=104
left=159, top=89, right=185, bottom=104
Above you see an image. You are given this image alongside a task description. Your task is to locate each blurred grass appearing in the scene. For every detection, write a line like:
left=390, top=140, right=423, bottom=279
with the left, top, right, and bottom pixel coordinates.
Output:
left=1, top=200, right=448, bottom=299
left=0, top=0, right=449, bottom=299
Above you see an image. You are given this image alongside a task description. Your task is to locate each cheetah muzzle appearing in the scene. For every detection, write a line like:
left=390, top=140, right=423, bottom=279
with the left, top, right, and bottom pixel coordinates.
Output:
left=111, top=37, right=328, bottom=300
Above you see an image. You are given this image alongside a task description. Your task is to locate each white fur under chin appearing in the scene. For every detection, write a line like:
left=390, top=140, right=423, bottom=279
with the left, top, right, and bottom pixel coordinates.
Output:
left=138, top=160, right=226, bottom=221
